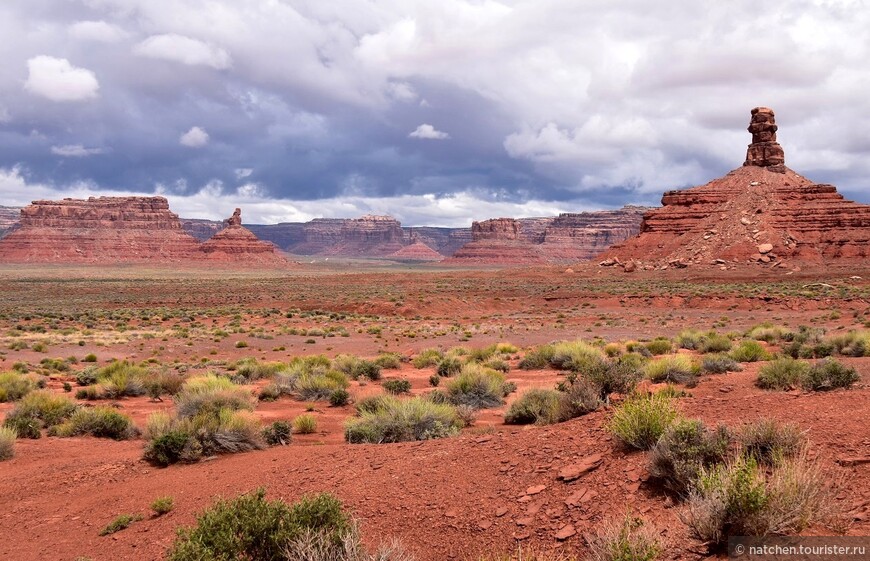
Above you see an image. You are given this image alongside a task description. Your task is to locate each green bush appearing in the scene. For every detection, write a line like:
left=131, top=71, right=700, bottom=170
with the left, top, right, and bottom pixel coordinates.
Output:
left=174, top=374, right=254, bottom=417
left=345, top=396, right=463, bottom=443
left=76, top=386, right=101, bottom=400
left=588, top=514, right=662, bottom=561
left=296, top=370, right=349, bottom=401
left=444, top=364, right=507, bottom=409
left=645, top=338, right=673, bottom=356
left=374, top=353, right=402, bottom=369
left=382, top=379, right=412, bottom=395
left=550, top=341, right=606, bottom=371
left=428, top=375, right=440, bottom=387
left=559, top=376, right=604, bottom=418
left=701, top=354, right=742, bottom=374
left=802, top=358, right=859, bottom=391
left=293, top=414, right=318, bottom=434
left=436, top=356, right=463, bottom=377
left=504, top=388, right=564, bottom=425
left=258, top=384, right=281, bottom=402
left=151, top=496, right=174, bottom=516
left=100, top=514, right=142, bottom=536
left=738, top=419, right=803, bottom=465
left=233, top=358, right=287, bottom=382
left=697, top=333, right=733, bottom=354
left=2, top=391, right=78, bottom=439
left=0, top=371, right=36, bottom=402
left=355, top=394, right=396, bottom=415
left=827, top=330, right=869, bottom=357
left=644, top=355, right=700, bottom=386
left=747, top=324, right=793, bottom=343
left=730, top=340, right=772, bottom=363
left=609, top=393, right=679, bottom=450
left=412, top=348, right=443, bottom=369
left=75, top=368, right=98, bottom=386
left=329, top=388, right=351, bottom=406
left=83, top=353, right=98, bottom=363
left=0, top=426, right=16, bottom=461
left=96, top=361, right=147, bottom=398
left=756, top=358, right=810, bottom=390
left=167, top=489, right=349, bottom=561
left=50, top=406, right=138, bottom=440
left=649, top=419, right=730, bottom=493
left=518, top=344, right=554, bottom=370
left=263, top=420, right=292, bottom=446
left=334, top=355, right=382, bottom=381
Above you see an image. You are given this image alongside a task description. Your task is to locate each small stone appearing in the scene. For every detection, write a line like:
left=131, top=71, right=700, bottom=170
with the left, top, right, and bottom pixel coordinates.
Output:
left=513, top=530, right=531, bottom=540
left=557, top=454, right=603, bottom=482
left=445, top=509, right=458, bottom=518
left=740, top=217, right=752, bottom=226
left=838, top=457, right=870, bottom=467
left=478, top=520, right=493, bottom=530
left=555, top=524, right=576, bottom=541
left=525, top=485, right=546, bottom=495
left=495, top=507, right=509, bottom=517
left=516, top=517, right=534, bottom=526
left=758, top=243, right=774, bottom=254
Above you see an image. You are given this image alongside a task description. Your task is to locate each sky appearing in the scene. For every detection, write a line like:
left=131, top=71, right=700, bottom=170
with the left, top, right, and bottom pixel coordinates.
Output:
left=1, top=0, right=868, bottom=227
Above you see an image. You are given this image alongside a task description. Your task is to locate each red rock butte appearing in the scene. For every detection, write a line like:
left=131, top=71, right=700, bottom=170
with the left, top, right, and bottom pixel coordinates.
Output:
left=603, top=107, right=870, bottom=268
left=0, top=197, right=288, bottom=265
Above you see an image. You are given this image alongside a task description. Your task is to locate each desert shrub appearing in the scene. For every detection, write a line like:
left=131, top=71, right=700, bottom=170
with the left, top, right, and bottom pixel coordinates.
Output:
left=701, top=354, right=742, bottom=374
left=0, top=371, right=36, bottom=402
left=550, top=341, right=606, bottom=371
left=233, top=358, right=287, bottom=382
left=676, top=330, right=703, bottom=350
left=297, top=370, right=350, bottom=401
left=738, top=419, right=804, bottom=465
left=828, top=330, right=870, bottom=357
left=455, top=404, right=477, bottom=427
left=609, top=393, right=679, bottom=450
left=96, top=361, right=147, bottom=398
left=518, top=344, right=555, bottom=370
left=374, top=353, right=402, bottom=369
left=334, top=355, right=382, bottom=381
left=100, top=514, right=142, bottom=536
left=683, top=450, right=833, bottom=546
left=382, top=379, right=412, bottom=395
left=644, top=355, right=700, bottom=386
left=167, top=489, right=349, bottom=561
left=484, top=357, right=510, bottom=373
left=588, top=514, right=662, bottom=561
left=436, top=356, right=463, bottom=377
left=76, top=386, right=101, bottom=400
left=802, top=358, right=859, bottom=391
left=504, top=388, right=564, bottom=425
left=730, top=340, right=771, bottom=363
left=75, top=368, right=98, bottom=386
left=747, top=324, right=793, bottom=343
left=175, top=375, right=254, bottom=418
left=444, top=364, right=507, bottom=409
left=355, top=394, right=396, bottom=415
left=151, top=496, right=174, bottom=516
left=0, top=426, right=16, bottom=461
left=2, top=391, right=78, bottom=438
left=428, top=375, right=440, bottom=387
left=697, top=333, right=733, bottom=354
left=412, top=348, right=443, bottom=369
left=50, top=406, right=138, bottom=440
left=144, top=429, right=191, bottom=466
left=263, top=420, right=292, bottom=445
left=145, top=371, right=185, bottom=400
left=558, top=376, right=603, bottom=418
left=649, top=419, right=731, bottom=493
left=645, top=338, right=673, bottom=356
left=83, top=353, right=98, bottom=363
left=329, top=388, right=351, bottom=406
left=289, top=355, right=332, bottom=370
left=345, top=396, right=462, bottom=443
left=756, top=358, right=810, bottom=390
left=580, top=358, right=643, bottom=397
left=258, top=384, right=282, bottom=402
left=293, top=414, right=318, bottom=434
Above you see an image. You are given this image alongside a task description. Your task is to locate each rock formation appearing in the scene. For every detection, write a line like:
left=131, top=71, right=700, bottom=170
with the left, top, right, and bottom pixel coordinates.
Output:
left=445, top=218, right=548, bottom=264
left=0, top=206, right=20, bottom=239
left=0, top=197, right=203, bottom=262
left=0, top=197, right=290, bottom=266
left=539, top=207, right=648, bottom=262
left=604, top=107, right=870, bottom=268
left=199, top=209, right=288, bottom=265
left=387, top=241, right=444, bottom=261
left=322, top=215, right=406, bottom=257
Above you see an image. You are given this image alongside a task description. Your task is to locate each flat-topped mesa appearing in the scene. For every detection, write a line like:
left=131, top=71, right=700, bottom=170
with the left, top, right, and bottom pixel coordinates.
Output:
left=471, top=218, right=522, bottom=241
left=603, top=107, right=870, bottom=267
left=446, top=218, right=548, bottom=265
left=744, top=107, right=786, bottom=171
left=19, top=196, right=186, bottom=230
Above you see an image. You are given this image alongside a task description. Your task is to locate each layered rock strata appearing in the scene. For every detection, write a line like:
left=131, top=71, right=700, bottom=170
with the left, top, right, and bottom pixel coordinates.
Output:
left=605, top=107, right=870, bottom=267
left=199, top=209, right=288, bottom=265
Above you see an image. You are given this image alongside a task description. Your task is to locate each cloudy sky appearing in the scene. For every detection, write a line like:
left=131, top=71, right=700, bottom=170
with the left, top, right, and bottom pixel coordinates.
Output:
left=1, top=0, right=868, bottom=226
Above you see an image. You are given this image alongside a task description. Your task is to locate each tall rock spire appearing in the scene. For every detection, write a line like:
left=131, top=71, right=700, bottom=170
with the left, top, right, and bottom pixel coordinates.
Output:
left=743, top=106, right=785, bottom=172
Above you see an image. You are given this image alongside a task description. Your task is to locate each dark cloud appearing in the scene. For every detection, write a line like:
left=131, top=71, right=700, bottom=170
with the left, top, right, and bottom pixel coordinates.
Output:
left=0, top=0, right=868, bottom=225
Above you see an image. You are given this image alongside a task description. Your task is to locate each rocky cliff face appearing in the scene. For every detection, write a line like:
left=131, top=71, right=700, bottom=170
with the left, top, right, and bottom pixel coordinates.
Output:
left=320, top=215, right=406, bottom=257
left=604, top=107, right=870, bottom=268
left=445, top=218, right=549, bottom=265
left=0, top=197, right=203, bottom=262
left=540, top=207, right=648, bottom=262
left=0, top=198, right=290, bottom=265
left=0, top=206, right=19, bottom=239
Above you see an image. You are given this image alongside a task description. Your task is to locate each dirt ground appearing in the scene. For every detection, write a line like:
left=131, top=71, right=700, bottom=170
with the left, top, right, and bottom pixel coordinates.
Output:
left=0, top=263, right=868, bottom=560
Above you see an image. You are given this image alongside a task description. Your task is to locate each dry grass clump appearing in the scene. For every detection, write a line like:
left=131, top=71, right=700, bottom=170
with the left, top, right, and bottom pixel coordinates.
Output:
left=649, top=419, right=730, bottom=493
left=49, top=406, right=138, bottom=440
left=0, top=426, right=16, bottom=461
left=644, top=355, right=700, bottom=386
left=444, top=363, right=510, bottom=409
left=2, top=391, right=78, bottom=438
left=0, top=371, right=38, bottom=402
left=608, top=393, right=679, bottom=450
left=737, top=419, right=804, bottom=466
left=587, top=514, right=662, bottom=561
left=344, top=396, right=464, bottom=444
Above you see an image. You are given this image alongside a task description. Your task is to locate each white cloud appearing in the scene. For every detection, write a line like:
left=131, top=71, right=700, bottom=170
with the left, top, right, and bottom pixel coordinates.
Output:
left=24, top=56, right=99, bottom=102
left=409, top=123, right=449, bottom=140
left=234, top=168, right=253, bottom=179
left=134, top=34, right=232, bottom=69
left=68, top=20, right=128, bottom=42
left=179, top=126, right=209, bottom=147
left=51, top=145, right=105, bottom=157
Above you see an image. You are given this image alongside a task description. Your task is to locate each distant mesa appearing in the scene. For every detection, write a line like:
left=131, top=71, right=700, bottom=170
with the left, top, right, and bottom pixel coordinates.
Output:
left=603, top=107, right=870, bottom=269
left=0, top=197, right=289, bottom=265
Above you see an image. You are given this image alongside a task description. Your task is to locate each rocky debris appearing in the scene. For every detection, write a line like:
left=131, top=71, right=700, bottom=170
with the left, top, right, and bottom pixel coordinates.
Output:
left=557, top=454, right=603, bottom=482
left=199, top=209, right=288, bottom=265
left=387, top=240, right=444, bottom=262
left=744, top=106, right=786, bottom=171
left=603, top=107, right=870, bottom=267
left=554, top=524, right=576, bottom=541
left=0, top=197, right=203, bottom=262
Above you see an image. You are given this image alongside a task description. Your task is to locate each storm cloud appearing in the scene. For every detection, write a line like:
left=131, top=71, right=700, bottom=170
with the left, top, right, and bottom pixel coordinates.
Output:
left=0, top=0, right=868, bottom=226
